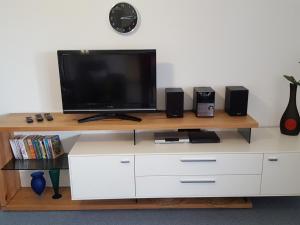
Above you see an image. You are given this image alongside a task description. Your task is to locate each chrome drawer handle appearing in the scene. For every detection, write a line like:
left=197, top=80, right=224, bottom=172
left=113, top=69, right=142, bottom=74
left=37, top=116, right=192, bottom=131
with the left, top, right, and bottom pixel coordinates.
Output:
left=180, top=179, right=216, bottom=184
left=268, top=157, right=278, bottom=162
left=180, top=158, right=217, bottom=162
left=120, top=160, right=130, bottom=163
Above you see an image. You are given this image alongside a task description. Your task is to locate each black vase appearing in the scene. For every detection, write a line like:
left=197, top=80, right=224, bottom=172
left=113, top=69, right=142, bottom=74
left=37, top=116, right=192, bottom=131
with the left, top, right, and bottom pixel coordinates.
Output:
left=280, top=83, right=300, bottom=135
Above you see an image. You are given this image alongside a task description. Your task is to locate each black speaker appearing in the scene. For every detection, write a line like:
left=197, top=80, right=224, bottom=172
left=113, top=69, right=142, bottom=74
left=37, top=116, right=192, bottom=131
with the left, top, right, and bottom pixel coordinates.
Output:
left=165, top=88, right=184, bottom=118
left=225, top=86, right=249, bottom=116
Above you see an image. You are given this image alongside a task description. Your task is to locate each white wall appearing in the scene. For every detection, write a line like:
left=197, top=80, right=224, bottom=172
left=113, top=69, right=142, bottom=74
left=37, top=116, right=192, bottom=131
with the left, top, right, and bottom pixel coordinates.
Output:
left=1, top=0, right=300, bottom=126
left=1, top=0, right=300, bottom=187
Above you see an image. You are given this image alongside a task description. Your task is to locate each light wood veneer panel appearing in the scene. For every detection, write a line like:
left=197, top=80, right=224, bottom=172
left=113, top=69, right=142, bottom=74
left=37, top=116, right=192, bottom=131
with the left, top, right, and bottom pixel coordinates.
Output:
left=0, top=132, right=20, bottom=208
left=0, top=111, right=258, bottom=132
left=4, top=187, right=252, bottom=211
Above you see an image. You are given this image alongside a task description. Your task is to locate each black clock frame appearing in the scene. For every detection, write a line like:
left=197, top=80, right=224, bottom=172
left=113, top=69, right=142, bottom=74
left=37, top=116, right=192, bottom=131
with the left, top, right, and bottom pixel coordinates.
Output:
left=109, top=2, right=138, bottom=34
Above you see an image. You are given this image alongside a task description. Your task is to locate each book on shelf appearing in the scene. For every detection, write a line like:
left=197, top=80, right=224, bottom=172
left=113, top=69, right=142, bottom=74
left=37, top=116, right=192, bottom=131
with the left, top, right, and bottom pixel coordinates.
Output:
left=38, top=136, right=47, bottom=159
left=49, top=135, right=64, bottom=158
left=17, top=135, right=29, bottom=159
left=9, top=135, right=64, bottom=160
left=33, top=136, right=43, bottom=159
left=9, top=138, right=22, bottom=159
left=26, top=136, right=37, bottom=159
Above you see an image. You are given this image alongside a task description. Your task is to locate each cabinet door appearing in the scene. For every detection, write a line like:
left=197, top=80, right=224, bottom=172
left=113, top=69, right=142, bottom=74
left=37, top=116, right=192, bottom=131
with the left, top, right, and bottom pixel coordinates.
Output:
left=69, top=155, right=135, bottom=200
left=261, top=153, right=300, bottom=196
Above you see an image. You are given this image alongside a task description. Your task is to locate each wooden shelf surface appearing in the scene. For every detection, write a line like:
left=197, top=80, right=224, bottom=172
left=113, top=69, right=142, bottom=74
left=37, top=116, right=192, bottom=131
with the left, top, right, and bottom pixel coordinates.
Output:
left=4, top=187, right=252, bottom=211
left=0, top=111, right=258, bottom=132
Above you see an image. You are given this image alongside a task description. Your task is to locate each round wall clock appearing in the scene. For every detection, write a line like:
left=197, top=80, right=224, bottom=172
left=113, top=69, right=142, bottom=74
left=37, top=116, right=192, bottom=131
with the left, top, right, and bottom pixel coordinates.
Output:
left=109, top=2, right=138, bottom=34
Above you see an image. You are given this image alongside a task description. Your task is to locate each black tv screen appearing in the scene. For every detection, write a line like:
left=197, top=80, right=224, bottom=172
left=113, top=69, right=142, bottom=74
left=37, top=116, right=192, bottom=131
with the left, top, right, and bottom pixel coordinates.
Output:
left=57, top=50, right=156, bottom=113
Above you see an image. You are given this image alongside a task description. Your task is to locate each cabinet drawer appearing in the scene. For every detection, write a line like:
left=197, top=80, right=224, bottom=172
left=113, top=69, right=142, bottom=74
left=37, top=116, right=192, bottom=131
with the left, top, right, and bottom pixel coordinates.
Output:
left=136, top=154, right=263, bottom=176
left=261, top=153, right=300, bottom=196
left=69, top=155, right=135, bottom=200
left=136, top=175, right=261, bottom=198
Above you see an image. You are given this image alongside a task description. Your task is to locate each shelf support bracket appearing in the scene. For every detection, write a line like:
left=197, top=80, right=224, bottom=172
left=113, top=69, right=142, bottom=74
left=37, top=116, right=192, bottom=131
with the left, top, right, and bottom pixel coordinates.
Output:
left=238, top=128, right=251, bottom=143
left=133, top=130, right=136, bottom=145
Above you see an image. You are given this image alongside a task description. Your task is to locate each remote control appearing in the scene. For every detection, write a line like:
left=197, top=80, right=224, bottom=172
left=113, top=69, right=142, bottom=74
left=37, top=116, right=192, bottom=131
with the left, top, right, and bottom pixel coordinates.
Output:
left=35, top=114, right=44, bottom=122
left=44, top=113, right=53, bottom=121
left=26, top=116, right=33, bottom=124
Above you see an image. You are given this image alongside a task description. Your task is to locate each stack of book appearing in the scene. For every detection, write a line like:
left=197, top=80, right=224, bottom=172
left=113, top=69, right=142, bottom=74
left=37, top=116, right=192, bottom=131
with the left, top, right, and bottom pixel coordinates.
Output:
left=9, top=135, right=64, bottom=160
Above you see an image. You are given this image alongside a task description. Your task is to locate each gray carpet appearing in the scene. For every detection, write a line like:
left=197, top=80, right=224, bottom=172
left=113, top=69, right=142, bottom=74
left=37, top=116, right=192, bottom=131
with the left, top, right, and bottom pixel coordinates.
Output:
left=1, top=197, right=300, bottom=225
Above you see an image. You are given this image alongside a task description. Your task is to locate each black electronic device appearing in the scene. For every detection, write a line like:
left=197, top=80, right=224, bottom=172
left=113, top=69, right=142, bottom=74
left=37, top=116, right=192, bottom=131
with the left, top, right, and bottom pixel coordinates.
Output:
left=44, top=113, right=53, bottom=121
left=26, top=116, right=33, bottom=124
left=57, top=50, right=157, bottom=123
left=188, top=131, right=220, bottom=143
left=35, top=114, right=44, bottom=122
left=165, top=88, right=184, bottom=118
left=193, top=87, right=215, bottom=117
left=225, top=86, right=249, bottom=116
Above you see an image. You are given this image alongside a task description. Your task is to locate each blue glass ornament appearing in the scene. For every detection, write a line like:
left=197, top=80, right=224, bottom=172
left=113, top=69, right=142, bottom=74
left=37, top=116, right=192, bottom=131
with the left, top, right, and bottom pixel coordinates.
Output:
left=30, top=171, right=46, bottom=195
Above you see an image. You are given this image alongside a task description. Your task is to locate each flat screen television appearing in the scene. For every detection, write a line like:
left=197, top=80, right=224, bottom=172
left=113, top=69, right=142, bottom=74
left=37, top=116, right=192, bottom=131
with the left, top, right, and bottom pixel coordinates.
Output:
left=57, top=50, right=156, bottom=122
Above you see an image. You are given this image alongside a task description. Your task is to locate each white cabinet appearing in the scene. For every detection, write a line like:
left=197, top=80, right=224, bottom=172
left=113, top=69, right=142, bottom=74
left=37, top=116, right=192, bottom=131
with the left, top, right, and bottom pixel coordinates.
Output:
left=261, top=153, right=300, bottom=196
left=69, top=155, right=135, bottom=200
left=67, top=129, right=300, bottom=200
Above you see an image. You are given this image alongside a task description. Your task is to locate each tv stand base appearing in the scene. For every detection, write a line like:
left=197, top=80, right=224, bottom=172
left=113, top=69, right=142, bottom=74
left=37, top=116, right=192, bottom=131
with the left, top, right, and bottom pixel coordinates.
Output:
left=3, top=187, right=252, bottom=211
left=78, top=113, right=142, bottom=123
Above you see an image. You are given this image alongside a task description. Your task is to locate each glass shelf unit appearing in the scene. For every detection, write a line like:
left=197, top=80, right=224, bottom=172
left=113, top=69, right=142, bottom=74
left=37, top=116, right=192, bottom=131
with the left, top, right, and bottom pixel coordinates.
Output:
left=1, top=153, right=68, bottom=170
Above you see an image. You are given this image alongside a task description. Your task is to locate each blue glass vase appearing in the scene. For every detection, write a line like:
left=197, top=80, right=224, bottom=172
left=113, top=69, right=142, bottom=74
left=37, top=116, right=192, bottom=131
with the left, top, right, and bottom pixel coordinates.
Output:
left=31, top=171, right=46, bottom=195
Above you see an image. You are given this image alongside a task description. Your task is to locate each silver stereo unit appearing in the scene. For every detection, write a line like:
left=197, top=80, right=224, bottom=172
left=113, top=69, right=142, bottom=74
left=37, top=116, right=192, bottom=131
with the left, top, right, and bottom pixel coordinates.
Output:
left=193, top=87, right=215, bottom=117
left=154, top=132, right=189, bottom=144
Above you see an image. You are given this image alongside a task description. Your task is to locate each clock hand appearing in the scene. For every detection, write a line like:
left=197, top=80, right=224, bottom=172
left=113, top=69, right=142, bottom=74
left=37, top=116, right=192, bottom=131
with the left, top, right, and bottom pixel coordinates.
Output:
left=120, top=16, right=135, bottom=20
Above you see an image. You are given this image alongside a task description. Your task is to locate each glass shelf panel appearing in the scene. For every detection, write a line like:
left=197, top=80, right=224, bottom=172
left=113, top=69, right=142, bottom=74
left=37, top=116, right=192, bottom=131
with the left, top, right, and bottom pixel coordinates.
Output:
left=1, top=153, right=68, bottom=170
